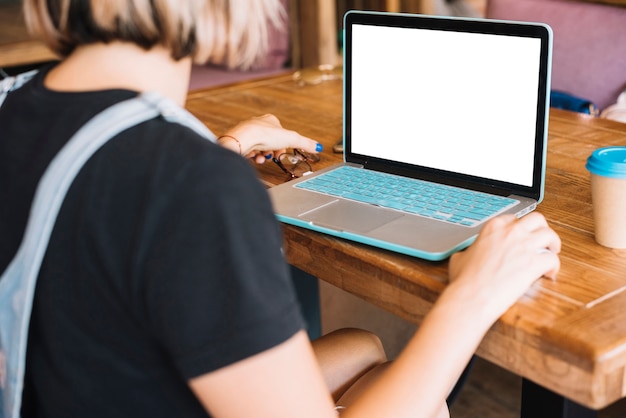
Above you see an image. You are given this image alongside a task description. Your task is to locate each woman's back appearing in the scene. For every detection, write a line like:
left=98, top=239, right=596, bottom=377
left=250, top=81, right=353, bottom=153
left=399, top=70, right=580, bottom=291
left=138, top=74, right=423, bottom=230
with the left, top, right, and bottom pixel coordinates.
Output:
left=1, top=67, right=304, bottom=417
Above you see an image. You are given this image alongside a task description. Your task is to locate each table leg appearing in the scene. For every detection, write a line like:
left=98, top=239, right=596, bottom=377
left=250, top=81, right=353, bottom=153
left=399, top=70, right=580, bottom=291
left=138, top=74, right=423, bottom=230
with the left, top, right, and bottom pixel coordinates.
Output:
left=521, top=379, right=597, bottom=418
left=290, top=265, right=322, bottom=340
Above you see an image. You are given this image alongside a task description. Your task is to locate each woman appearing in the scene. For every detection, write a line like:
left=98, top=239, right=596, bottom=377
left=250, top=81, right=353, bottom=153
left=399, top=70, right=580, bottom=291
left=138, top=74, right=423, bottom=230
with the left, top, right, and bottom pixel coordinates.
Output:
left=0, top=0, right=561, bottom=417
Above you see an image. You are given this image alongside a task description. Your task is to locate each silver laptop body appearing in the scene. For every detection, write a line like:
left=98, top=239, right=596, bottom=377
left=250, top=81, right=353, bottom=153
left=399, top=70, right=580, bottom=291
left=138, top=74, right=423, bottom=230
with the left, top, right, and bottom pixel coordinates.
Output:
left=269, top=11, right=553, bottom=261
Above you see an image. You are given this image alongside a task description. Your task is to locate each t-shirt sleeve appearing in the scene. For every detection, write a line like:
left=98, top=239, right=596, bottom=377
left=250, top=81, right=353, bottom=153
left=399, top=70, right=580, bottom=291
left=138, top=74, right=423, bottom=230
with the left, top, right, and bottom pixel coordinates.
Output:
left=139, top=145, right=305, bottom=379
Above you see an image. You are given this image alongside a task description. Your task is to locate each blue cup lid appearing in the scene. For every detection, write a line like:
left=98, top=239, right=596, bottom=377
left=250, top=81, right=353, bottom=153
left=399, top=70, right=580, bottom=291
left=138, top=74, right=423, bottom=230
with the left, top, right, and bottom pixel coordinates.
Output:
left=586, top=146, right=626, bottom=178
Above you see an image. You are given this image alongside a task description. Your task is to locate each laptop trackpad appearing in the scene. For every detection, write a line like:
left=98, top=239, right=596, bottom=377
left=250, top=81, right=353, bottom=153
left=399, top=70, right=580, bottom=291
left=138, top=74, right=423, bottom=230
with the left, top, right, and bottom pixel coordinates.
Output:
left=301, top=200, right=403, bottom=233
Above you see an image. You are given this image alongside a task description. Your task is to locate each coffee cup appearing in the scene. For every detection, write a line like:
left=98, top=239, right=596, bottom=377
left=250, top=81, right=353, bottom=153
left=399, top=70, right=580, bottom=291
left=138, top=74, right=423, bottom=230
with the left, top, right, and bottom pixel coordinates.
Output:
left=585, top=146, right=626, bottom=248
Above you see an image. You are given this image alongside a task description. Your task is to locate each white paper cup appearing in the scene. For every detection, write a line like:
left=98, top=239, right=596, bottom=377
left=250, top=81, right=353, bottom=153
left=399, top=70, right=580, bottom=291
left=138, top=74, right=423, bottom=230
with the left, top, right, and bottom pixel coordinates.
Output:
left=586, top=147, right=626, bottom=248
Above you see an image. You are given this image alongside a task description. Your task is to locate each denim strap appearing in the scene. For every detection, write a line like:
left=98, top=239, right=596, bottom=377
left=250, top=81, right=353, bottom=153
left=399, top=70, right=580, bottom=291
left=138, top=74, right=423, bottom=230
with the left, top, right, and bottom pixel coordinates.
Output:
left=0, top=70, right=38, bottom=108
left=0, top=90, right=214, bottom=418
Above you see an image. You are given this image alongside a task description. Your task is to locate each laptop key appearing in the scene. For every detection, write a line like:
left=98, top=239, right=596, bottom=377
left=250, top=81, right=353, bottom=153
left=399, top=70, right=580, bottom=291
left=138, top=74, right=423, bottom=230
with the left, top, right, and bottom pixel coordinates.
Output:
left=296, top=166, right=518, bottom=227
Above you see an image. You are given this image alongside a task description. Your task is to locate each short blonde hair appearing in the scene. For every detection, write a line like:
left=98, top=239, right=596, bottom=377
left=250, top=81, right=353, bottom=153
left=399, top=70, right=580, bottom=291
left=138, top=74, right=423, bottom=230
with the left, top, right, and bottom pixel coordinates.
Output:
left=23, top=0, right=284, bottom=69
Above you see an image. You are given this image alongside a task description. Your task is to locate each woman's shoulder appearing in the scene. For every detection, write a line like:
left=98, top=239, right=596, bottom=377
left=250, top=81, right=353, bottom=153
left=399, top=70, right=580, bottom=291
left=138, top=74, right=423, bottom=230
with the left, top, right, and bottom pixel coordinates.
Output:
left=103, top=117, right=262, bottom=196
left=116, top=117, right=243, bottom=172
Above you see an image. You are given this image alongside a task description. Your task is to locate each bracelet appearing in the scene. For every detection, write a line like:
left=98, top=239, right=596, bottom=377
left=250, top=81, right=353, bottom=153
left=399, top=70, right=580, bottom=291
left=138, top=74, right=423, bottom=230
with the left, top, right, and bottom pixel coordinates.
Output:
left=217, top=134, right=242, bottom=155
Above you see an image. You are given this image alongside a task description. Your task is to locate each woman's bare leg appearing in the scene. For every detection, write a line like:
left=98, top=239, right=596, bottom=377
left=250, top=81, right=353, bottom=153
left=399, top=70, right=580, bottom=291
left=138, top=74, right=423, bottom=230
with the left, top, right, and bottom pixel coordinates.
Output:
left=336, top=362, right=449, bottom=417
left=311, top=328, right=387, bottom=402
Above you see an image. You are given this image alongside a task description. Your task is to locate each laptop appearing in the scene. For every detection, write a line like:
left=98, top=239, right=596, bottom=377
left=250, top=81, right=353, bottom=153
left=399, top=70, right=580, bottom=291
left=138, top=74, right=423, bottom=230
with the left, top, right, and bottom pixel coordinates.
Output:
left=268, top=11, right=553, bottom=261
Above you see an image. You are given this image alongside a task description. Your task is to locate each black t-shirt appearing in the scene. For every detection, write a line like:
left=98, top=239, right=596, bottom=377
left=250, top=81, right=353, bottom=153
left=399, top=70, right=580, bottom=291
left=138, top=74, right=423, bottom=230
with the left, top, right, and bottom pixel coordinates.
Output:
left=0, top=66, right=304, bottom=417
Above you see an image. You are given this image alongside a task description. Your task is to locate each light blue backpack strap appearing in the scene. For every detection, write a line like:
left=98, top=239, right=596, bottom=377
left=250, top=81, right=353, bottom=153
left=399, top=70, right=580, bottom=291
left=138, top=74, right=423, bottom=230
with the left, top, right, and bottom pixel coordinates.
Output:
left=150, top=92, right=216, bottom=142
left=0, top=90, right=214, bottom=418
left=0, top=70, right=38, bottom=108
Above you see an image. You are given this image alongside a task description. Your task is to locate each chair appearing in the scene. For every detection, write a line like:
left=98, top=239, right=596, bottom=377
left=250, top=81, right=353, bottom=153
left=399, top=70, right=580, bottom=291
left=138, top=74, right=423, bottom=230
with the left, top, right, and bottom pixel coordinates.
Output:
left=485, top=0, right=626, bottom=112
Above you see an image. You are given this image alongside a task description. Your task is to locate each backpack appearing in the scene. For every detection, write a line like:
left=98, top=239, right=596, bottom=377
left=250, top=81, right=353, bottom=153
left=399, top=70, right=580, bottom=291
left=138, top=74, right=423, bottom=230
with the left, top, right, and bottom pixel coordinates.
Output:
left=0, top=72, right=215, bottom=418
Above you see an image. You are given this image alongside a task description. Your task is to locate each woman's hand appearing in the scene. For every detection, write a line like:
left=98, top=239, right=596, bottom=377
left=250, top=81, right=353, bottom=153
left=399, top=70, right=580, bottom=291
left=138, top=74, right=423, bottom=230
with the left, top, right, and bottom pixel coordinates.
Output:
left=447, top=212, right=561, bottom=323
left=218, top=114, right=323, bottom=163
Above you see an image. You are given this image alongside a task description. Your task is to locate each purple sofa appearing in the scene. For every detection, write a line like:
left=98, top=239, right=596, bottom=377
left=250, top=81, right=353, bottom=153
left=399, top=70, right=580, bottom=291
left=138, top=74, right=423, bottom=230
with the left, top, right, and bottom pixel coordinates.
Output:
left=486, top=0, right=626, bottom=111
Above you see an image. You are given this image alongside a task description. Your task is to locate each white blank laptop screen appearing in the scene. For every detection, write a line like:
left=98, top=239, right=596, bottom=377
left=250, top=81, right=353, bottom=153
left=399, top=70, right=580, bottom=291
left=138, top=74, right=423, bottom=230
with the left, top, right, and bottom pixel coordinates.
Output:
left=350, top=24, right=542, bottom=187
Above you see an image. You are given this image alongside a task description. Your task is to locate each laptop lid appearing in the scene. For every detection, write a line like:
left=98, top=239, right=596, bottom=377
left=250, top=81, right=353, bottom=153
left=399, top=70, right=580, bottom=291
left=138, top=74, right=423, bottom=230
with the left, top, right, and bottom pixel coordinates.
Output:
left=343, top=11, right=553, bottom=201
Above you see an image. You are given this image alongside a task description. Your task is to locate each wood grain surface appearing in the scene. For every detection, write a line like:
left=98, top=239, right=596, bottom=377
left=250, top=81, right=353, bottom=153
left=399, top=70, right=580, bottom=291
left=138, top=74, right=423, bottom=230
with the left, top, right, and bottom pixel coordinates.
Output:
left=186, top=71, right=626, bottom=410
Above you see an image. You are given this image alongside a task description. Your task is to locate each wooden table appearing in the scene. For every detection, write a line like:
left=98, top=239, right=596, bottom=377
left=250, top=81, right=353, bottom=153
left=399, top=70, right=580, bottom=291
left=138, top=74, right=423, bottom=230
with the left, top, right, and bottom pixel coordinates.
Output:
left=0, top=2, right=57, bottom=68
left=186, top=73, right=626, bottom=417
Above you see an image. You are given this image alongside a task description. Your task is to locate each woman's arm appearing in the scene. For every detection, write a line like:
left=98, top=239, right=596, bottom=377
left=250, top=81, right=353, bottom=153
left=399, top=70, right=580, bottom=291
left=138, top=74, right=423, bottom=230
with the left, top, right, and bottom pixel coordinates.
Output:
left=189, top=330, right=338, bottom=418
left=188, top=212, right=560, bottom=418
left=340, top=212, right=561, bottom=418
left=217, top=114, right=322, bottom=163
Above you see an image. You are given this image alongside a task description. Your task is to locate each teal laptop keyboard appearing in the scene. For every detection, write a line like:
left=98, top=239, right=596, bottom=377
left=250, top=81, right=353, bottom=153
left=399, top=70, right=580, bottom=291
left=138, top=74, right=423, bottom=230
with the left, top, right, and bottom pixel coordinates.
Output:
left=295, top=166, right=518, bottom=227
